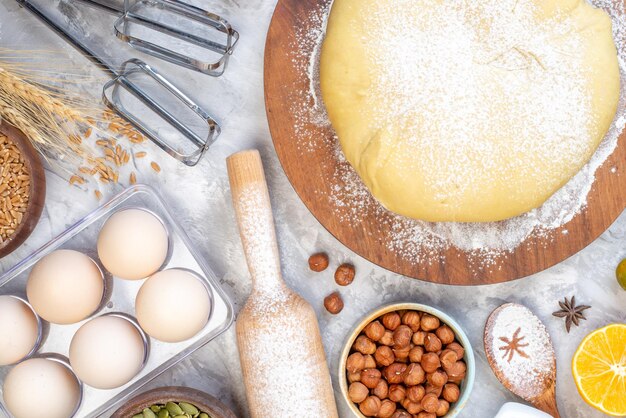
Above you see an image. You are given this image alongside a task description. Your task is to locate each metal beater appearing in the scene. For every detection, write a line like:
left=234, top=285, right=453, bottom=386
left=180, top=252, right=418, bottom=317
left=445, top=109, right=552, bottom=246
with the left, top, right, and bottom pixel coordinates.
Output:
left=75, top=0, right=239, bottom=76
left=16, top=0, right=221, bottom=166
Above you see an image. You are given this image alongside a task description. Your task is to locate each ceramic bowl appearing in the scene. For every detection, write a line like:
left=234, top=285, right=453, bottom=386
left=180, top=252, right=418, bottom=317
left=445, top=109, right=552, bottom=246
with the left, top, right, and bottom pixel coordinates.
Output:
left=111, top=386, right=237, bottom=418
left=0, top=122, right=46, bottom=258
left=339, top=303, right=475, bottom=417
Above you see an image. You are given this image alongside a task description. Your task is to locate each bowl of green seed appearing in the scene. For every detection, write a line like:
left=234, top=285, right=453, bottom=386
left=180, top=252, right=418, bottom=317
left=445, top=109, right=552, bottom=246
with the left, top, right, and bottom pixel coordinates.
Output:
left=111, top=387, right=237, bottom=418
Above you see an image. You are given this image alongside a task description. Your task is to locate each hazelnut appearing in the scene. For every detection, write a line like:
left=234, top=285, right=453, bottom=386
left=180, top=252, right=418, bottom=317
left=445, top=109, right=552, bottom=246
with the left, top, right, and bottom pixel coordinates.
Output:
left=420, top=352, right=441, bottom=373
left=402, top=399, right=423, bottom=415
left=406, top=385, right=425, bottom=403
left=353, top=335, right=377, bottom=355
left=364, top=354, right=377, bottom=370
left=420, top=314, right=440, bottom=332
left=442, top=383, right=460, bottom=403
left=425, top=383, right=443, bottom=397
left=426, top=370, right=448, bottom=387
left=409, top=345, right=424, bottom=363
left=382, top=312, right=401, bottom=331
left=383, top=363, right=407, bottom=384
left=364, top=320, right=386, bottom=341
left=335, top=263, right=355, bottom=286
left=417, top=412, right=437, bottom=418
left=393, top=346, right=411, bottom=362
left=308, top=252, right=329, bottom=272
left=346, top=352, right=366, bottom=373
left=391, top=411, right=412, bottom=418
left=421, top=393, right=439, bottom=413
left=373, top=379, right=389, bottom=399
left=446, top=342, right=465, bottom=359
left=324, top=292, right=343, bottom=314
left=361, top=368, right=382, bottom=389
left=393, top=325, right=413, bottom=348
left=439, top=349, right=458, bottom=370
left=444, top=360, right=467, bottom=381
left=424, top=333, right=442, bottom=352
left=380, top=330, right=394, bottom=346
left=435, top=325, right=455, bottom=344
left=402, top=311, right=421, bottom=332
left=348, top=382, right=369, bottom=403
left=378, top=399, right=397, bottom=418
left=412, top=331, right=427, bottom=345
left=347, top=371, right=361, bottom=383
left=388, top=384, right=407, bottom=402
left=403, top=363, right=425, bottom=386
left=436, top=400, right=450, bottom=417
left=375, top=346, right=395, bottom=367
left=359, top=396, right=382, bottom=417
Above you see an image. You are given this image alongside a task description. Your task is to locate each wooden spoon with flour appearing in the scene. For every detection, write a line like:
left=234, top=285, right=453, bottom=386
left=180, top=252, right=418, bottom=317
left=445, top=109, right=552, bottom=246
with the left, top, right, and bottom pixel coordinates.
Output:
left=484, top=303, right=560, bottom=418
left=227, top=150, right=339, bottom=418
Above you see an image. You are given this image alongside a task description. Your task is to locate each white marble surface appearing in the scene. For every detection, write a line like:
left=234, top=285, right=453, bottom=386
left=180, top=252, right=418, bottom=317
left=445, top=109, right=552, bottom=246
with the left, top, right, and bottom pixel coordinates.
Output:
left=0, top=0, right=625, bottom=417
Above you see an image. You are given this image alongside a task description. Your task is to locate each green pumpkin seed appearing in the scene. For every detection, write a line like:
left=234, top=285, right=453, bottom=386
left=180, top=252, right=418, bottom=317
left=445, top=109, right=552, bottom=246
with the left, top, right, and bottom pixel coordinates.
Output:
left=173, top=415, right=187, bottom=418
left=166, top=402, right=184, bottom=415
left=158, top=409, right=170, bottom=418
left=143, top=408, right=157, bottom=418
left=179, top=403, right=199, bottom=415
left=151, top=405, right=162, bottom=413
left=133, top=414, right=143, bottom=418
left=199, top=414, right=209, bottom=418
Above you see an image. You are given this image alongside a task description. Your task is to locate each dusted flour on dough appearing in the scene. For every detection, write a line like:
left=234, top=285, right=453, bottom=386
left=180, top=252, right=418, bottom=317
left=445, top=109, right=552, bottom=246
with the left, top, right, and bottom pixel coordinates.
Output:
left=320, top=0, right=620, bottom=222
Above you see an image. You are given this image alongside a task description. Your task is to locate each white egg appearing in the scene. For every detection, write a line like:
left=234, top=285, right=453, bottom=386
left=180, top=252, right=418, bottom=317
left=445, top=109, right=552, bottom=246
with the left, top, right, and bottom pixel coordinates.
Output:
left=0, top=296, right=39, bottom=366
left=136, top=269, right=211, bottom=343
left=27, top=250, right=104, bottom=325
left=69, top=315, right=145, bottom=389
left=3, top=358, right=81, bottom=418
left=97, top=209, right=169, bottom=280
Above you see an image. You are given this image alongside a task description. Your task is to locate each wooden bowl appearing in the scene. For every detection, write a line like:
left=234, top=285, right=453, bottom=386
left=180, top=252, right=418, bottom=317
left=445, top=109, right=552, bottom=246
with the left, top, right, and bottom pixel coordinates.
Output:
left=0, top=122, right=46, bottom=258
left=338, top=303, right=475, bottom=418
left=111, top=387, right=237, bottom=418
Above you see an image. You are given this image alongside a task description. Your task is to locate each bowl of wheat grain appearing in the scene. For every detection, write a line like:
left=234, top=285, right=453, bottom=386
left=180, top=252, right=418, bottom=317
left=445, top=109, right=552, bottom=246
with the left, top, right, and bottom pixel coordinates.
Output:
left=0, top=121, right=45, bottom=258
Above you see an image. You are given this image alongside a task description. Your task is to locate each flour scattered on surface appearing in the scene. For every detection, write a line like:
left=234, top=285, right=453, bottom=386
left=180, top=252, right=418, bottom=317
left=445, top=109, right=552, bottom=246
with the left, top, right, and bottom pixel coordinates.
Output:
left=290, top=0, right=626, bottom=269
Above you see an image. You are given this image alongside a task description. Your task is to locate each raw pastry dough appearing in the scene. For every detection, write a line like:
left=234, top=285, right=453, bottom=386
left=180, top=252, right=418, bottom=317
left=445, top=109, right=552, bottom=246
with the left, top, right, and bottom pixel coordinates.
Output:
left=320, top=0, right=620, bottom=222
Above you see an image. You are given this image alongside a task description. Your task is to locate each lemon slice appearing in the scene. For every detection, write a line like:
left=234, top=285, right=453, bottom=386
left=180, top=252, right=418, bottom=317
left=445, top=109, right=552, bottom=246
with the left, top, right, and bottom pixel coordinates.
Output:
left=572, top=324, right=626, bottom=416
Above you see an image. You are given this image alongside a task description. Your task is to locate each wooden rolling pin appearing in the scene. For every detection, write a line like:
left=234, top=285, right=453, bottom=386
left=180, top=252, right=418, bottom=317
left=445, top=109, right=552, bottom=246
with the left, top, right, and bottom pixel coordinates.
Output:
left=227, top=150, right=339, bottom=418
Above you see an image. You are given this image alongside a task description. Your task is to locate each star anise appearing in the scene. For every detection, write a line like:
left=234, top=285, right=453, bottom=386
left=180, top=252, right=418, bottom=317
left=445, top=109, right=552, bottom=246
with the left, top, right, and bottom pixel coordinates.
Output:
left=552, top=296, right=591, bottom=333
left=499, top=327, right=530, bottom=362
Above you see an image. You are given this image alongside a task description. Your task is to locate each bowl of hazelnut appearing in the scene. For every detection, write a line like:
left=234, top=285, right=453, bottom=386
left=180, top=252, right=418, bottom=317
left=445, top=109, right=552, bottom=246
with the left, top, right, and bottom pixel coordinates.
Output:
left=339, top=303, right=475, bottom=418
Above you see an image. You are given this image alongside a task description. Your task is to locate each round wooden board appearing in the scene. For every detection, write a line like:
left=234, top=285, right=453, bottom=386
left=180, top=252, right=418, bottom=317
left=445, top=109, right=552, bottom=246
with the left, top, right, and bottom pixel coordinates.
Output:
left=264, top=0, right=626, bottom=285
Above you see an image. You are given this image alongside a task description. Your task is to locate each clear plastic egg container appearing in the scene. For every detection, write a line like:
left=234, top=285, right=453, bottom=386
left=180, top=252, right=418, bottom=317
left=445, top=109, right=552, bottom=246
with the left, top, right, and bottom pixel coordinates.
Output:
left=0, top=184, right=234, bottom=418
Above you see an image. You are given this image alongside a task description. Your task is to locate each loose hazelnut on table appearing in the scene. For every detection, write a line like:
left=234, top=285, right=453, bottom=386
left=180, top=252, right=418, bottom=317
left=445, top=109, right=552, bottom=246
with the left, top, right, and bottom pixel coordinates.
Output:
left=361, top=368, right=382, bottom=389
left=435, top=325, right=455, bottom=344
left=382, top=312, right=402, bottom=331
left=409, top=345, right=424, bottom=363
left=388, top=384, right=407, bottom=402
left=324, top=292, right=343, bottom=314
left=424, top=333, right=442, bottom=352
left=412, top=331, right=427, bottom=345
left=421, top=352, right=441, bottom=373
left=407, top=385, right=425, bottom=403
left=364, top=320, right=386, bottom=341
left=421, top=393, right=440, bottom=413
left=427, top=370, right=448, bottom=387
left=359, top=395, right=382, bottom=417
left=436, top=399, right=450, bottom=417
left=364, top=354, right=377, bottom=370
left=393, top=325, right=413, bottom=348
left=373, top=379, right=389, bottom=399
left=403, top=363, right=425, bottom=386
left=348, top=382, right=369, bottom=403
left=446, top=342, right=465, bottom=359
left=308, top=252, right=329, bottom=272
left=439, top=349, right=458, bottom=370
left=346, top=352, right=366, bottom=373
left=353, top=335, right=377, bottom=355
left=402, top=310, right=421, bottom=332
left=420, top=314, right=440, bottom=332
left=335, top=263, right=355, bottom=286
left=442, top=383, right=460, bottom=403
left=383, top=363, right=408, bottom=384
left=378, top=399, right=397, bottom=418
left=375, top=345, right=395, bottom=367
